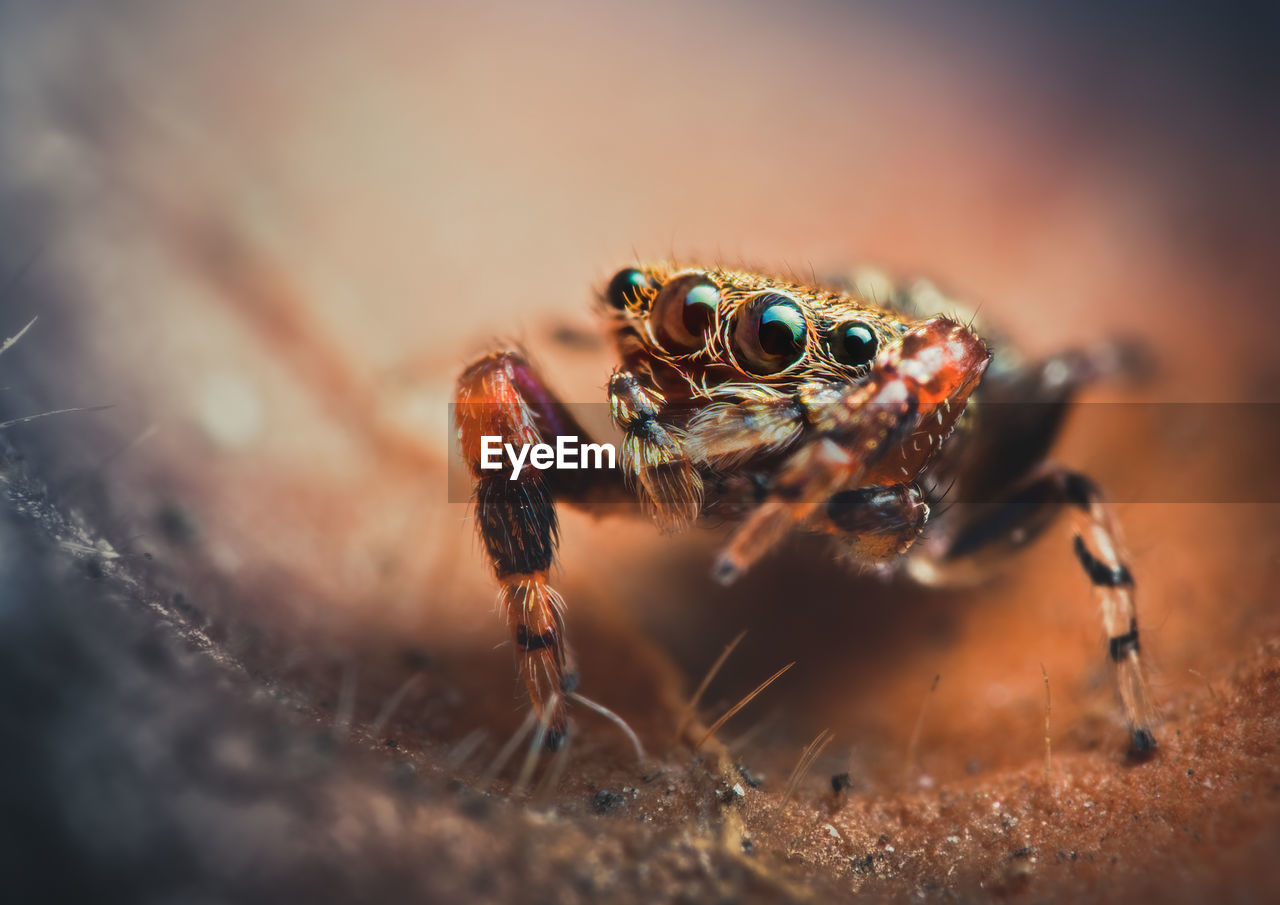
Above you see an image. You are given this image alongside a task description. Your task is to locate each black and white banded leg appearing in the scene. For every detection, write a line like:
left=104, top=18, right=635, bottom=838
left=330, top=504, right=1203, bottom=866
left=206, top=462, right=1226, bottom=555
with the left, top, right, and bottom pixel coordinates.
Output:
left=917, top=467, right=1158, bottom=755
left=1064, top=472, right=1157, bottom=755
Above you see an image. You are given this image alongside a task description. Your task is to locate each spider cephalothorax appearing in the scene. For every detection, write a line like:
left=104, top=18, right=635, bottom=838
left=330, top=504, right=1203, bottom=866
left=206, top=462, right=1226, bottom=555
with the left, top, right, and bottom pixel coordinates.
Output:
left=455, top=263, right=1157, bottom=757
left=597, top=266, right=990, bottom=546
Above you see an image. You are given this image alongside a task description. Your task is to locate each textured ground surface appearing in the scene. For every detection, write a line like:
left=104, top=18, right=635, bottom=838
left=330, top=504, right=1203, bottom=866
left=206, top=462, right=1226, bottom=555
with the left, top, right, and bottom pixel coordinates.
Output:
left=2, top=2, right=1278, bottom=902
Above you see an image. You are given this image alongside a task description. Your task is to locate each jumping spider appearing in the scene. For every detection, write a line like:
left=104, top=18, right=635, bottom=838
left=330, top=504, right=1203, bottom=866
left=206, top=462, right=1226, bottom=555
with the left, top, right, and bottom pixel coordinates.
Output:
left=455, top=264, right=1157, bottom=756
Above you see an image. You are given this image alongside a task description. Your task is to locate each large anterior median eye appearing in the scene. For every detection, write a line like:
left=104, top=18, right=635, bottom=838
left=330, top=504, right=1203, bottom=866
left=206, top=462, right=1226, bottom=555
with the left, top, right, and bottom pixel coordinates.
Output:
left=653, top=273, right=721, bottom=352
left=731, top=292, right=809, bottom=375
left=831, top=320, right=878, bottom=367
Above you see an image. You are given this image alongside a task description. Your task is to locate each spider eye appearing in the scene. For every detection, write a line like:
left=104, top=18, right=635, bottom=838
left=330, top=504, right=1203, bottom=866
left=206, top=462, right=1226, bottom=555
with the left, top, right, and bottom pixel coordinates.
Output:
left=606, top=267, right=655, bottom=310
left=653, top=273, right=720, bottom=352
left=732, top=292, right=808, bottom=375
left=832, top=320, right=878, bottom=367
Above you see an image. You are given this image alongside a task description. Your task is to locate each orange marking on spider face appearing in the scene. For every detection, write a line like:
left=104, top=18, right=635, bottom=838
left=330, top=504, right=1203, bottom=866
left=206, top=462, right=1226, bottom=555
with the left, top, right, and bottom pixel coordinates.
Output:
left=865, top=317, right=990, bottom=485
left=884, top=317, right=990, bottom=409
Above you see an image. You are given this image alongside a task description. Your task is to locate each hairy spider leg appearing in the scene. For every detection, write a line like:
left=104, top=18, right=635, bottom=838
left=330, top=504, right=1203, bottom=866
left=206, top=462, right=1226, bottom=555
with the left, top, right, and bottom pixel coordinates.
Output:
left=455, top=350, right=622, bottom=749
left=608, top=370, right=703, bottom=532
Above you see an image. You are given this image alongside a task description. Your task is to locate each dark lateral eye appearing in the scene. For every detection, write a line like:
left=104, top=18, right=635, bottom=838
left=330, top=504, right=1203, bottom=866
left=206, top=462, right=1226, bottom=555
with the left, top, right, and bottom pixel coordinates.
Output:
left=653, top=273, right=720, bottom=352
left=832, top=320, right=878, bottom=367
left=606, top=267, right=655, bottom=310
left=732, top=292, right=808, bottom=375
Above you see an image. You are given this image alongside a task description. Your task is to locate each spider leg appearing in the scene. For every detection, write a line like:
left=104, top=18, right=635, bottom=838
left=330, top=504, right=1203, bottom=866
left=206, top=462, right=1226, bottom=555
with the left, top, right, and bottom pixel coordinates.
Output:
left=609, top=370, right=703, bottom=531
left=712, top=437, right=877, bottom=584
left=911, top=467, right=1158, bottom=755
left=455, top=350, right=622, bottom=749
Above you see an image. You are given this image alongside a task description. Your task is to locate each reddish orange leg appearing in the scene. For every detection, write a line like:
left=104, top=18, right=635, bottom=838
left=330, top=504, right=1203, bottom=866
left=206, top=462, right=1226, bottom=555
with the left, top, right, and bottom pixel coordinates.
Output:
left=455, top=351, right=613, bottom=749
